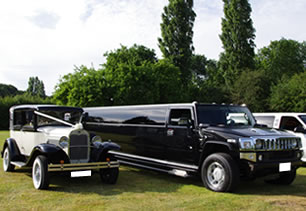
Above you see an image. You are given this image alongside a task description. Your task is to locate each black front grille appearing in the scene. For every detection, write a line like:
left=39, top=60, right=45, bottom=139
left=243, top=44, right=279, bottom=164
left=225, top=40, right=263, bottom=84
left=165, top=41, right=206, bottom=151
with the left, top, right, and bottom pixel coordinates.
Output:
left=69, top=133, right=89, bottom=161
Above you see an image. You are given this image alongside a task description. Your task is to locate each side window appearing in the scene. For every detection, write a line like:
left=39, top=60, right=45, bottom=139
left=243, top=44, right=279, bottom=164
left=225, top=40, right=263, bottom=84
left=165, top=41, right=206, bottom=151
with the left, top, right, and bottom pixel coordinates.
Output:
left=280, top=117, right=302, bottom=131
left=169, top=109, right=192, bottom=126
left=254, top=116, right=275, bottom=128
left=13, top=110, right=34, bottom=130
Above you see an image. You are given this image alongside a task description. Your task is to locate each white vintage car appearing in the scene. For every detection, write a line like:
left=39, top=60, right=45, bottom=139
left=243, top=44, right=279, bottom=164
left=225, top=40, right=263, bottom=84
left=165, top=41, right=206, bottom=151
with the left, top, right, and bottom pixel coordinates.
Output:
left=2, top=105, right=120, bottom=189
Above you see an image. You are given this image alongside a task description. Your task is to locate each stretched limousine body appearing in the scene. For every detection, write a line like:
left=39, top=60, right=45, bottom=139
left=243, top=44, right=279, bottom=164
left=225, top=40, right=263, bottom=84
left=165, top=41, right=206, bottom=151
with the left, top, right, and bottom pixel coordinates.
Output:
left=84, top=102, right=303, bottom=192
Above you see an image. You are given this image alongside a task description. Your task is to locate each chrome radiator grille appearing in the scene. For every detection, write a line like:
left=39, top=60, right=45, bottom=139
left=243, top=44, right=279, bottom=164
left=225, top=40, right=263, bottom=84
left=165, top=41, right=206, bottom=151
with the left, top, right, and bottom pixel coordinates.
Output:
left=255, top=137, right=301, bottom=151
left=69, top=130, right=90, bottom=163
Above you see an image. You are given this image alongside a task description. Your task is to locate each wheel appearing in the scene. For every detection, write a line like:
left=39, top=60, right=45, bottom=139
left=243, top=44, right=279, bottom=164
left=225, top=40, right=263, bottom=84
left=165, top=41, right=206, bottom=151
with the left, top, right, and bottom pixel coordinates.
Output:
left=99, top=155, right=119, bottom=184
left=265, top=169, right=296, bottom=185
left=3, top=147, right=15, bottom=172
left=201, top=153, right=239, bottom=192
left=100, top=167, right=119, bottom=184
left=32, top=155, right=49, bottom=190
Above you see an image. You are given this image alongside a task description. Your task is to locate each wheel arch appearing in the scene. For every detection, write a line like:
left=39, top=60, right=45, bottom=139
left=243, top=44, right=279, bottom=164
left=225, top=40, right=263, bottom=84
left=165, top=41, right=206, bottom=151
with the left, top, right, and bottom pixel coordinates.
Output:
left=1, top=138, right=25, bottom=162
left=199, top=141, right=239, bottom=168
left=92, top=141, right=121, bottom=162
left=26, top=144, right=70, bottom=167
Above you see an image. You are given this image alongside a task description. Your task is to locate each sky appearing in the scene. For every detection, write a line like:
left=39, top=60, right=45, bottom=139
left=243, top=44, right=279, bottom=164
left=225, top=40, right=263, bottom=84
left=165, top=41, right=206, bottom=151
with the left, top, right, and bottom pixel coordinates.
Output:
left=0, top=0, right=305, bottom=96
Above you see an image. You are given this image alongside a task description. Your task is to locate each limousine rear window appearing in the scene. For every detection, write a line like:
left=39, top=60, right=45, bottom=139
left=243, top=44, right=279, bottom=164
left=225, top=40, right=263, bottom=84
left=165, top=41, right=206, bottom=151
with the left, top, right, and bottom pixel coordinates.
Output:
left=86, top=107, right=167, bottom=125
left=196, top=105, right=255, bottom=127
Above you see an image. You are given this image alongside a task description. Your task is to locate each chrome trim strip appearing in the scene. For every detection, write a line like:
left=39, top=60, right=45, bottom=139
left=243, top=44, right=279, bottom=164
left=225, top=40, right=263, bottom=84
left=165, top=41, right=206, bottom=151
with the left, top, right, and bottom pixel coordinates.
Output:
left=48, top=161, right=119, bottom=172
left=85, top=122, right=165, bottom=128
left=109, top=151, right=198, bottom=170
left=119, top=160, right=170, bottom=173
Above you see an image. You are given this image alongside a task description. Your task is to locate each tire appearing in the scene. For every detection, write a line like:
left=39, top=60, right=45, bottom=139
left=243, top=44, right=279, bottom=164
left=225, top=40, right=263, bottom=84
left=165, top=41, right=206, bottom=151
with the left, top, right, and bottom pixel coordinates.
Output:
left=265, top=169, right=296, bottom=185
left=32, top=155, right=49, bottom=190
left=3, top=147, right=15, bottom=172
left=100, top=167, right=119, bottom=184
left=201, top=153, right=240, bottom=192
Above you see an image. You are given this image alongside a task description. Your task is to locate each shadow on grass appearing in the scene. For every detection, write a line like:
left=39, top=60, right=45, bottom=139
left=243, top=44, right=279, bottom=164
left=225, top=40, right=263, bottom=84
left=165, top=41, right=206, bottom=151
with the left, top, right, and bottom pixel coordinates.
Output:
left=12, top=165, right=306, bottom=197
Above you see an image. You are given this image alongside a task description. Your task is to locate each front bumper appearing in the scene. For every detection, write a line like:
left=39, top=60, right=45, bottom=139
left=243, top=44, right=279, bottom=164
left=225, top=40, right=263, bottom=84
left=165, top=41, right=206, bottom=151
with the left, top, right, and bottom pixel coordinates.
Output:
left=48, top=161, right=120, bottom=172
left=239, top=151, right=303, bottom=177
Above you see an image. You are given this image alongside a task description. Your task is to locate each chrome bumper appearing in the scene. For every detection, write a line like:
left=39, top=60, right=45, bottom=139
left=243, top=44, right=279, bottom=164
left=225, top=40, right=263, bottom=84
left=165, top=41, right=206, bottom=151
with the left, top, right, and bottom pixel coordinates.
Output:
left=48, top=161, right=120, bottom=172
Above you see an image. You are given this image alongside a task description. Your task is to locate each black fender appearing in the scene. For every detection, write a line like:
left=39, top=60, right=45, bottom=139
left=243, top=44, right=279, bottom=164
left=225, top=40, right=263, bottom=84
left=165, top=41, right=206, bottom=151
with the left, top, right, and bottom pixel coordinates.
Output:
left=199, top=140, right=239, bottom=167
left=91, top=141, right=121, bottom=162
left=26, top=143, right=70, bottom=166
left=1, top=138, right=25, bottom=162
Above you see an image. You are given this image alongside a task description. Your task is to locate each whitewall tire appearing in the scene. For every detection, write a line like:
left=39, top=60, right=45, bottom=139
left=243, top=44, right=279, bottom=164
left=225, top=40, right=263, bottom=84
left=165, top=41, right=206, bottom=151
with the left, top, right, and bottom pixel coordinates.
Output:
left=3, top=147, right=15, bottom=172
left=32, top=155, right=49, bottom=190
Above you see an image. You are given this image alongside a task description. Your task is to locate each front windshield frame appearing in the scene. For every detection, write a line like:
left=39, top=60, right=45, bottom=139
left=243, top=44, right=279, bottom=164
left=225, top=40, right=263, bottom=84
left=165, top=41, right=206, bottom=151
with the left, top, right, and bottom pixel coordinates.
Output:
left=196, top=105, right=256, bottom=127
left=37, top=108, right=83, bottom=127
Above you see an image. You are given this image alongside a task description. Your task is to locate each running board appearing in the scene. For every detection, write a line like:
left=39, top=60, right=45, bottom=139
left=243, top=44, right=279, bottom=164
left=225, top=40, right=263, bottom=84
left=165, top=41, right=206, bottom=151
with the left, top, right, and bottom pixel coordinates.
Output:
left=119, top=160, right=189, bottom=178
left=11, top=161, right=26, bottom=168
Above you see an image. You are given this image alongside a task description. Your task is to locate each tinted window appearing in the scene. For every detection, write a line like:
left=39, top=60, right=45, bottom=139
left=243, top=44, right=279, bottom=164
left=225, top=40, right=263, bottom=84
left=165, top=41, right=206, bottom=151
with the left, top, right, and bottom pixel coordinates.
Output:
left=254, top=116, right=275, bottom=128
left=280, top=116, right=302, bottom=131
left=169, top=109, right=192, bottom=126
left=87, top=107, right=167, bottom=125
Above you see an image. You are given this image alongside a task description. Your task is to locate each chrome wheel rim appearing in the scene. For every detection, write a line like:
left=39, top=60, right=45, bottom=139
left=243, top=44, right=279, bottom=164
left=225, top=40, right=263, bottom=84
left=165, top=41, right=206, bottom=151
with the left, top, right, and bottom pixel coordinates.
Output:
left=33, top=159, right=41, bottom=189
left=207, top=162, right=225, bottom=189
left=3, top=148, right=9, bottom=171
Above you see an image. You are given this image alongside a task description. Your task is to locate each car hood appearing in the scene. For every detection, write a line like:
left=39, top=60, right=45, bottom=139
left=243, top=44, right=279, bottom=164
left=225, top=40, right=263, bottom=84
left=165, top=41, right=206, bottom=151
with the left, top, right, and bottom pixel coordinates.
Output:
left=205, top=126, right=297, bottom=139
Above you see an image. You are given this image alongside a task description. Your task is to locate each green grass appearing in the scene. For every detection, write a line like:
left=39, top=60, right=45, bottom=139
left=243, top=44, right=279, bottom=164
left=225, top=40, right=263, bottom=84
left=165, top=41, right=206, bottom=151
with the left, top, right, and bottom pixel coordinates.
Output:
left=1, top=130, right=306, bottom=211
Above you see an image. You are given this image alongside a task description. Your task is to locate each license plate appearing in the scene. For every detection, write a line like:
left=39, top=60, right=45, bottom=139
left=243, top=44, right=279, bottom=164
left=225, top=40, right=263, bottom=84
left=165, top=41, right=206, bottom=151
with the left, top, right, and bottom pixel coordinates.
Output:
left=279, top=162, right=291, bottom=172
left=71, top=170, right=92, bottom=178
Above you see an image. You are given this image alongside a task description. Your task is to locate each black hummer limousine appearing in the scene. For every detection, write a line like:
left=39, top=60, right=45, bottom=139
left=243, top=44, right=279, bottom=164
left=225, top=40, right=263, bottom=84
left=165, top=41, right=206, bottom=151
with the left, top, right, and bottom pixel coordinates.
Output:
left=83, top=102, right=303, bottom=192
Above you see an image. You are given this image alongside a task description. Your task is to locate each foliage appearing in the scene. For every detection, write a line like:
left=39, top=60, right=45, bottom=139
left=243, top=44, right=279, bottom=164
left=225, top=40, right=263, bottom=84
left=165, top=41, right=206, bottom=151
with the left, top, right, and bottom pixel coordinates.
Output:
left=27, top=76, right=46, bottom=98
left=219, top=0, right=256, bottom=85
left=158, top=0, right=196, bottom=82
left=256, top=39, right=306, bottom=84
left=0, top=83, right=20, bottom=97
left=269, top=71, right=306, bottom=112
left=53, top=45, right=183, bottom=106
left=0, top=94, right=52, bottom=129
left=231, top=70, right=270, bottom=112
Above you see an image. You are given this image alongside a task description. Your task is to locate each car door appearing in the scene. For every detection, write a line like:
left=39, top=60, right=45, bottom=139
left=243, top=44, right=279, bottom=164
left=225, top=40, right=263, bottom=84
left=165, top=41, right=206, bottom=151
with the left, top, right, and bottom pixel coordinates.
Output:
left=164, top=107, right=196, bottom=164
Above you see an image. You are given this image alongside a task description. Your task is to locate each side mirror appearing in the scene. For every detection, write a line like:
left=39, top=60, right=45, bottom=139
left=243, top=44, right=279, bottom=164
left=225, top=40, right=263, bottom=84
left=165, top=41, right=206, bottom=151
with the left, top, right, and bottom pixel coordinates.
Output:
left=294, top=126, right=306, bottom=133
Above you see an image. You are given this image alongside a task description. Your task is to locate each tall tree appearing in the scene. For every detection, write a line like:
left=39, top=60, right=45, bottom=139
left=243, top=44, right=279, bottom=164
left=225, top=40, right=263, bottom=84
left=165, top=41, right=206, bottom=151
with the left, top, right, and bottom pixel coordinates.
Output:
left=158, top=0, right=196, bottom=82
left=27, top=76, right=46, bottom=98
left=219, top=0, right=256, bottom=84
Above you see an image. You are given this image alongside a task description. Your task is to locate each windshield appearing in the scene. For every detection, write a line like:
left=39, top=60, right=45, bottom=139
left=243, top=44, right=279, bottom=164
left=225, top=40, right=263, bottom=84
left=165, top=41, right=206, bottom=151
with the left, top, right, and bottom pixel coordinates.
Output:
left=196, top=105, right=256, bottom=127
left=37, top=109, right=82, bottom=127
left=299, top=115, right=306, bottom=125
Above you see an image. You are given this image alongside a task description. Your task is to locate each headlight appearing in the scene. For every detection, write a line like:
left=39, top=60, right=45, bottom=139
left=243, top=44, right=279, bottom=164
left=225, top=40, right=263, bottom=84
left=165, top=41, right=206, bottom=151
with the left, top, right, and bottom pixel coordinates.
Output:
left=92, top=135, right=102, bottom=143
left=59, top=136, right=69, bottom=148
left=239, top=138, right=255, bottom=150
left=292, top=139, right=297, bottom=148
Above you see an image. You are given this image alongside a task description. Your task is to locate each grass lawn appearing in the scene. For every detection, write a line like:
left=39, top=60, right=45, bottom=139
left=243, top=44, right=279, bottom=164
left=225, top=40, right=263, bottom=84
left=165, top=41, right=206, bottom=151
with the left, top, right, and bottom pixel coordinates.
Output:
left=1, top=130, right=306, bottom=211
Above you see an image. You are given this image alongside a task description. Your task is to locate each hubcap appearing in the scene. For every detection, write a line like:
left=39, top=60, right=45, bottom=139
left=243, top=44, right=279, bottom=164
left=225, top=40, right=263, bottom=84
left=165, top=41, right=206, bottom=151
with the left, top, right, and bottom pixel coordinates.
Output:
left=3, top=149, right=9, bottom=170
left=33, top=160, right=41, bottom=188
left=207, top=162, right=225, bottom=189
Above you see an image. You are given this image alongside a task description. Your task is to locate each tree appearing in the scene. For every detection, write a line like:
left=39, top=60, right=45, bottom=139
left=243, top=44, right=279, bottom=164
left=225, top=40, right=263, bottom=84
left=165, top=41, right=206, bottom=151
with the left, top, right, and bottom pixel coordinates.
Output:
left=219, top=0, right=256, bottom=85
left=256, top=39, right=306, bottom=84
left=27, top=77, right=46, bottom=98
left=269, top=71, right=306, bottom=112
left=158, top=0, right=196, bottom=82
left=0, top=84, right=19, bottom=97
left=231, top=70, right=270, bottom=112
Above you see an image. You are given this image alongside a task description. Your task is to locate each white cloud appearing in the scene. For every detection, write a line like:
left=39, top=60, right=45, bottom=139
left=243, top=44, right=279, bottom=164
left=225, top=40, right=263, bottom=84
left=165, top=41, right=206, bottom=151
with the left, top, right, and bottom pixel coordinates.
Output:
left=0, top=0, right=305, bottom=96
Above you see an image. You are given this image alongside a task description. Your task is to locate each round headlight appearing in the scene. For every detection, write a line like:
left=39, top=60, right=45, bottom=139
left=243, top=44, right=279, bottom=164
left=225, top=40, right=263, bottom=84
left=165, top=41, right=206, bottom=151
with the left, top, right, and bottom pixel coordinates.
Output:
left=59, top=136, right=69, bottom=148
left=92, top=136, right=102, bottom=143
